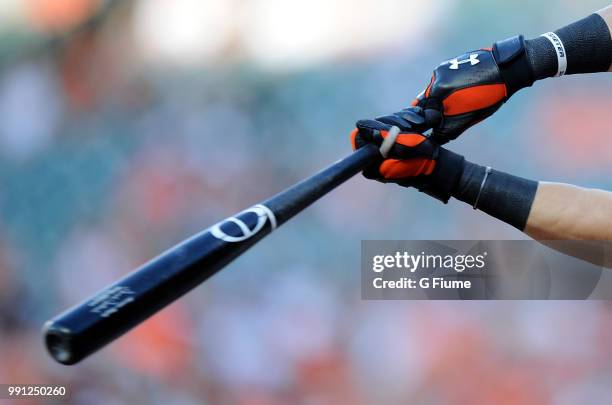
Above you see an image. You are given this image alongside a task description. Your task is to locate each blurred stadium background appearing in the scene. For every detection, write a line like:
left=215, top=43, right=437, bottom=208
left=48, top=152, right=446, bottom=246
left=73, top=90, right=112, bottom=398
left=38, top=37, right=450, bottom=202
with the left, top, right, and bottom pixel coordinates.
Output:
left=1, top=0, right=612, bottom=403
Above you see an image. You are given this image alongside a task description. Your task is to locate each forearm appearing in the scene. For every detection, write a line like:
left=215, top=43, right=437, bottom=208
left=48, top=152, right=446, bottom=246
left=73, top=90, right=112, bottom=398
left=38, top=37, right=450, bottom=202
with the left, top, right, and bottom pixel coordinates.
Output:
left=525, top=182, right=612, bottom=240
left=427, top=157, right=612, bottom=267
left=524, top=182, right=612, bottom=267
left=419, top=147, right=612, bottom=235
left=598, top=5, right=612, bottom=71
left=445, top=159, right=612, bottom=240
left=431, top=157, right=612, bottom=266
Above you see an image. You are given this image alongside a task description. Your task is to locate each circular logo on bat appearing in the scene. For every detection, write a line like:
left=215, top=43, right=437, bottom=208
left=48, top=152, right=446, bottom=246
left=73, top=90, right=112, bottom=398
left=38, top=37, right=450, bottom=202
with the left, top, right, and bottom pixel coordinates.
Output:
left=210, top=204, right=277, bottom=242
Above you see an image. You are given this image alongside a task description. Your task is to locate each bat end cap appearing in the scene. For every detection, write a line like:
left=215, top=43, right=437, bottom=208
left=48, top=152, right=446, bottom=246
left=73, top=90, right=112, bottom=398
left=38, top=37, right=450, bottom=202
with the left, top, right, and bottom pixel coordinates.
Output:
left=43, top=321, right=78, bottom=365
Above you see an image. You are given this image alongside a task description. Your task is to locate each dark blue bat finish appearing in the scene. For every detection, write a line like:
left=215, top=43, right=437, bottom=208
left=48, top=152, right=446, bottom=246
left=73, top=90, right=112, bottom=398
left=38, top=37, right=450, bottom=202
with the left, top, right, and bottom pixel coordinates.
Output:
left=43, top=144, right=381, bottom=365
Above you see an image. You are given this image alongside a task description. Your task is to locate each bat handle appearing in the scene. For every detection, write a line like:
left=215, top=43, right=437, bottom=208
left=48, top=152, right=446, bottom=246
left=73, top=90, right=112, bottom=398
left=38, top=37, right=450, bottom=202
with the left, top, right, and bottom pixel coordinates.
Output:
left=263, top=127, right=399, bottom=225
left=265, top=142, right=382, bottom=225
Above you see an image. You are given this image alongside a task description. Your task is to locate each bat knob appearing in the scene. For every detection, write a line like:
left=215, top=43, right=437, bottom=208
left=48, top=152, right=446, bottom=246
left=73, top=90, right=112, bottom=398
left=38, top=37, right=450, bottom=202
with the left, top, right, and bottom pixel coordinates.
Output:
left=43, top=321, right=79, bottom=365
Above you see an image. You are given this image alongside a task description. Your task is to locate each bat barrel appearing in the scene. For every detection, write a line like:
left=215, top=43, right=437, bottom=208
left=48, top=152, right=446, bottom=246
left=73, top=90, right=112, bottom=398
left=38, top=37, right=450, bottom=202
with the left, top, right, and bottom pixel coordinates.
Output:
left=43, top=144, right=380, bottom=365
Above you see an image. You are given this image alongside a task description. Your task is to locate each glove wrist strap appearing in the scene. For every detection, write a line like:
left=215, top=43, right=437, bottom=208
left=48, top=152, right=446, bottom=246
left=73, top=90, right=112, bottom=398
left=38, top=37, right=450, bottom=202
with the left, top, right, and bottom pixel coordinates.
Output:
left=492, top=35, right=535, bottom=96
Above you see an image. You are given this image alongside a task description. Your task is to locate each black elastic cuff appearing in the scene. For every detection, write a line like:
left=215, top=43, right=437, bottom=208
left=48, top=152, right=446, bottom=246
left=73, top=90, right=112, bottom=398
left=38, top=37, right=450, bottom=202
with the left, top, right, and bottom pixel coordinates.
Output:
left=557, top=13, right=612, bottom=74
left=414, top=148, right=465, bottom=204
left=492, top=35, right=535, bottom=96
left=451, top=161, right=538, bottom=230
left=525, top=13, right=612, bottom=79
left=524, top=36, right=558, bottom=80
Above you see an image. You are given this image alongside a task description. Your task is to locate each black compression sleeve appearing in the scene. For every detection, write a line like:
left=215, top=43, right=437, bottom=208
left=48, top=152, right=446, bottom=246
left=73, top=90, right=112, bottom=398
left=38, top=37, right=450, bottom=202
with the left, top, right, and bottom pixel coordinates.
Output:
left=451, top=161, right=539, bottom=231
left=524, top=36, right=558, bottom=80
left=418, top=148, right=539, bottom=230
left=525, top=13, right=612, bottom=80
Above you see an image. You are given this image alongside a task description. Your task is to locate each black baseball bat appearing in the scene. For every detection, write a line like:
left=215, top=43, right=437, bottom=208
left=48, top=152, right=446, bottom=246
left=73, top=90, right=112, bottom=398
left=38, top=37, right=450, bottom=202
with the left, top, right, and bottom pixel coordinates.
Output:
left=43, top=143, right=383, bottom=365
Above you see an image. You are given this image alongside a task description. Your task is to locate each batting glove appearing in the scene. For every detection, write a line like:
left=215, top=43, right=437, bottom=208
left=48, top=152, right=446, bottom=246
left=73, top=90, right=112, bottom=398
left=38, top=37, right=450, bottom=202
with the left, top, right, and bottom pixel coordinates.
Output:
left=414, top=36, right=535, bottom=144
left=350, top=110, right=465, bottom=203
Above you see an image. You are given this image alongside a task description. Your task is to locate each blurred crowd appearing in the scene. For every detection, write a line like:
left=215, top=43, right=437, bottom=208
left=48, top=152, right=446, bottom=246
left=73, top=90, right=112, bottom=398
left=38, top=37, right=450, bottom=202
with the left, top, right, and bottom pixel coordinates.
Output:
left=1, top=0, right=612, bottom=404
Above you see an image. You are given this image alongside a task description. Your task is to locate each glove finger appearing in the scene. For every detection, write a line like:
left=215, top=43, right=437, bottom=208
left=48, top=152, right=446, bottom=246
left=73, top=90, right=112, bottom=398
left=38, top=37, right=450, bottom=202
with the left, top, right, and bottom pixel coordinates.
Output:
left=385, top=133, right=437, bottom=160
left=376, top=114, right=415, bottom=131
left=350, top=124, right=383, bottom=151
left=379, top=158, right=436, bottom=180
left=376, top=107, right=429, bottom=134
left=396, top=107, right=425, bottom=125
left=354, top=119, right=389, bottom=147
left=356, top=119, right=389, bottom=133
left=398, top=107, right=429, bottom=133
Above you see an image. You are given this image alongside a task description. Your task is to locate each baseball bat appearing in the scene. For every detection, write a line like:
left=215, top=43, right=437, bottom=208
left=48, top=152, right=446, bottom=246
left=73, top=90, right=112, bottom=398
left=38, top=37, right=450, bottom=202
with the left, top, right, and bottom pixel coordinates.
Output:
left=43, top=133, right=396, bottom=365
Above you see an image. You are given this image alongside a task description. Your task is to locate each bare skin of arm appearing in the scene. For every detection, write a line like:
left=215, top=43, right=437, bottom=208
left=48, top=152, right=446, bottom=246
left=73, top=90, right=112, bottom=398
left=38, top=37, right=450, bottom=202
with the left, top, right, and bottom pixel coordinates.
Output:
left=597, top=5, right=612, bottom=71
left=525, top=182, right=612, bottom=240
left=524, top=182, right=612, bottom=267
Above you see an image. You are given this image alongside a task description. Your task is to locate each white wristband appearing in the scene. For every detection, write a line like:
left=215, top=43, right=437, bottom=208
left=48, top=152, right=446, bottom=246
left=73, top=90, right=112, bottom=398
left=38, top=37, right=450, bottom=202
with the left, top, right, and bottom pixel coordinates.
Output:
left=540, top=32, right=567, bottom=77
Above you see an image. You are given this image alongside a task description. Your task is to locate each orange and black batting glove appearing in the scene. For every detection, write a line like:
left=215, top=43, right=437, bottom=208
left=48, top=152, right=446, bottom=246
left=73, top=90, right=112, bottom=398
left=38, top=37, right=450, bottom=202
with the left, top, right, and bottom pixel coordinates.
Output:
left=350, top=110, right=465, bottom=203
left=414, top=36, right=535, bottom=144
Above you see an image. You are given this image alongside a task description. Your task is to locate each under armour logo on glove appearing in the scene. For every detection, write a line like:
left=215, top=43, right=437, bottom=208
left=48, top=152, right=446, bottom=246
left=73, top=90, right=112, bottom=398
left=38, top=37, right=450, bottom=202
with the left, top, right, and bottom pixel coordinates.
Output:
left=413, top=48, right=510, bottom=143
left=448, top=53, right=480, bottom=69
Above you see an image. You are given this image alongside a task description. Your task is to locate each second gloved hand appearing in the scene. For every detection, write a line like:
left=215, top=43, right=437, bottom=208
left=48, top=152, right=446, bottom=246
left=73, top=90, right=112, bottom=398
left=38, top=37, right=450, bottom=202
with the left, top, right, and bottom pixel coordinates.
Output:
left=414, top=36, right=535, bottom=144
left=350, top=111, right=465, bottom=203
